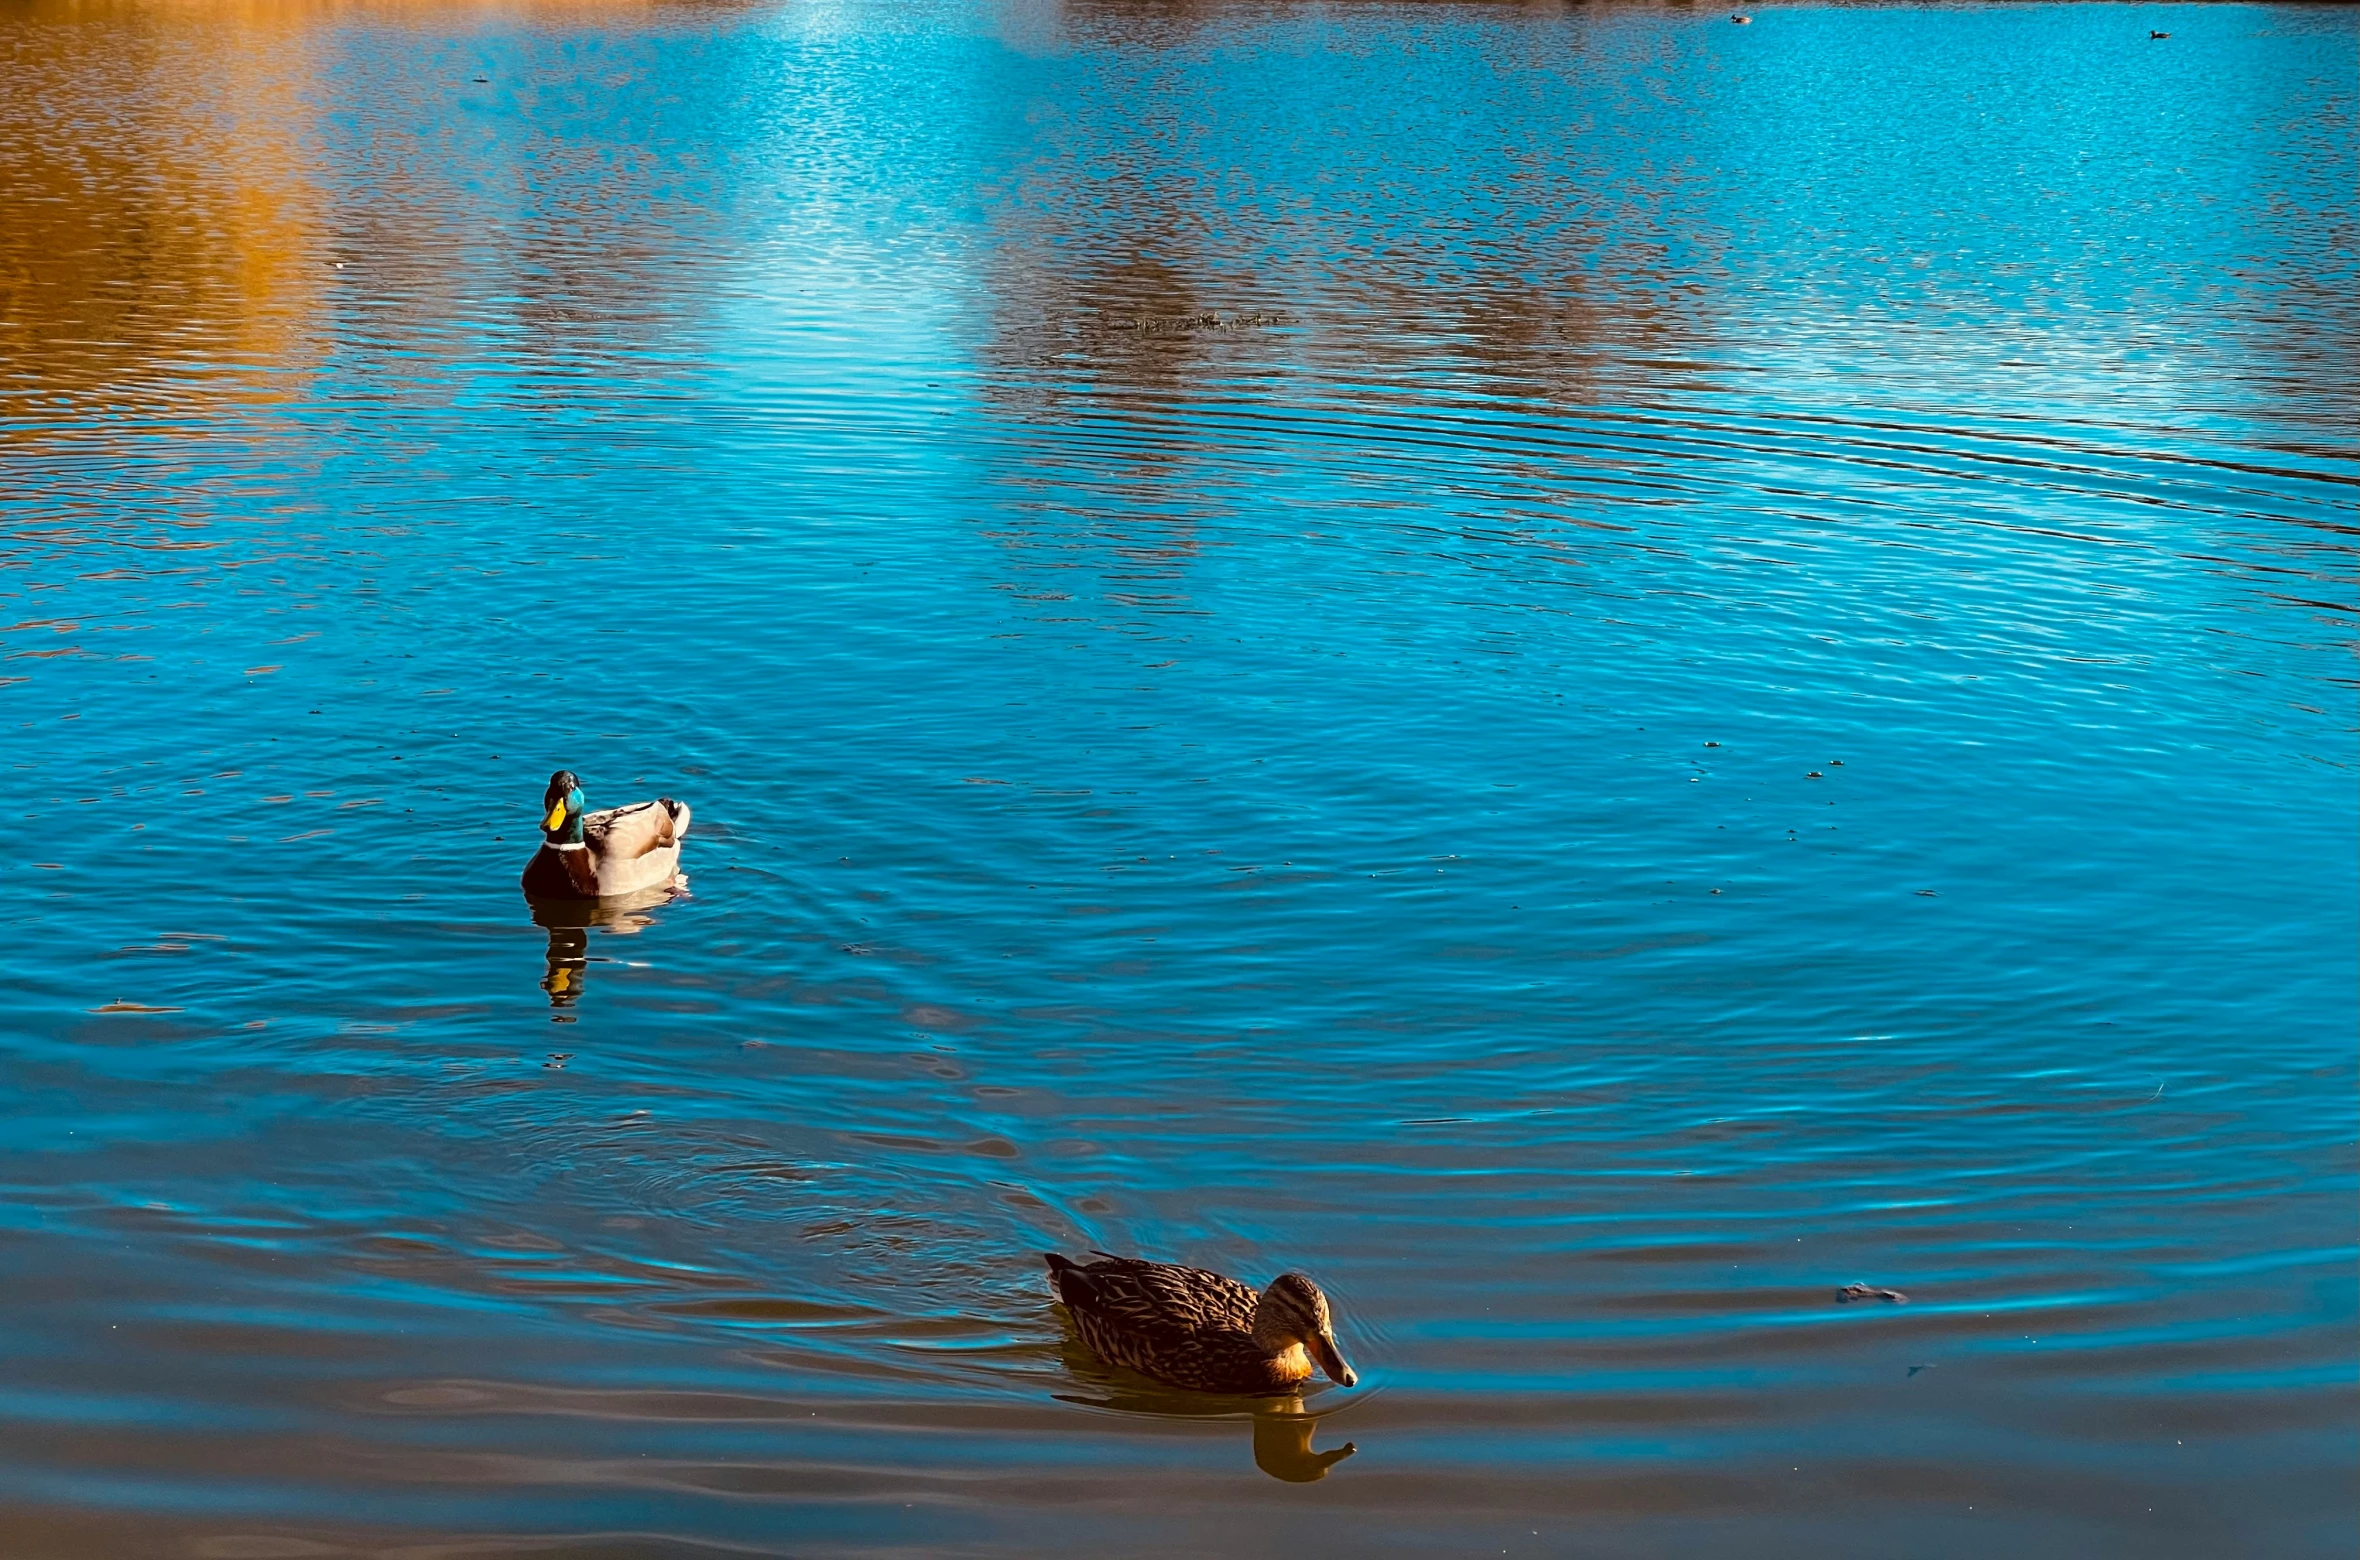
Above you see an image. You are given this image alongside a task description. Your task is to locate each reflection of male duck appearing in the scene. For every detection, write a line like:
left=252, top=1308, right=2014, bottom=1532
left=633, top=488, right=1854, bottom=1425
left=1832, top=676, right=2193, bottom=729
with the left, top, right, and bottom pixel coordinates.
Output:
left=528, top=871, right=684, bottom=1012
left=521, top=769, right=691, bottom=900
left=541, top=924, right=589, bottom=1008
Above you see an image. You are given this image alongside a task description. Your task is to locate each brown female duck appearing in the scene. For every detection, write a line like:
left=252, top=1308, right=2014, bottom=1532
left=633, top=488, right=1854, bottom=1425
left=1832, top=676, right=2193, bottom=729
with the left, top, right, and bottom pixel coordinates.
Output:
left=1044, top=1252, right=1357, bottom=1395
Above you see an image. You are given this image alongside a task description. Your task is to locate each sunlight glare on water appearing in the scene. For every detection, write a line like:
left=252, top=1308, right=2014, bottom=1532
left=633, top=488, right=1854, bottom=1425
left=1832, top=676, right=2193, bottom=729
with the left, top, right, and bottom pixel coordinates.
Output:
left=0, top=2, right=2354, bottom=1555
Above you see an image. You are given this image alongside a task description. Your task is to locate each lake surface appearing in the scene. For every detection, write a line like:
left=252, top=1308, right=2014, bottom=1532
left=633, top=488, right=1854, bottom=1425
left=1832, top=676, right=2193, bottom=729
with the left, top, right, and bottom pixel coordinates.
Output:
left=2, top=1, right=2353, bottom=1554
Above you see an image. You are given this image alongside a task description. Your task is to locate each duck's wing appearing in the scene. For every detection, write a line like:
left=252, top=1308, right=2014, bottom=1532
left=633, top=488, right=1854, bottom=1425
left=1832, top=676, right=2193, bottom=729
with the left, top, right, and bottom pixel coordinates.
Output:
left=583, top=799, right=685, bottom=860
left=1046, top=1253, right=1293, bottom=1390
left=1045, top=1252, right=1259, bottom=1333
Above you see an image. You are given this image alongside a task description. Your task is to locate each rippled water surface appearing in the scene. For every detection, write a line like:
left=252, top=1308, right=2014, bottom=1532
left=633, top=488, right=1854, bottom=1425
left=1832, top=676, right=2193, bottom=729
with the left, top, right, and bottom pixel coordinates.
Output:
left=3, top=1, right=2355, bottom=1554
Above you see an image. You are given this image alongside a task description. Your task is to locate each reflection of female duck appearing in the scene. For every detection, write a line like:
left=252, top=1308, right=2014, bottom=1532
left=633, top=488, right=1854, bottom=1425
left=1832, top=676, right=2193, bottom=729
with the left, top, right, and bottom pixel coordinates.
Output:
left=521, top=769, right=691, bottom=900
left=1253, top=1397, right=1357, bottom=1481
left=1045, top=1252, right=1356, bottom=1394
left=1046, top=1320, right=1361, bottom=1482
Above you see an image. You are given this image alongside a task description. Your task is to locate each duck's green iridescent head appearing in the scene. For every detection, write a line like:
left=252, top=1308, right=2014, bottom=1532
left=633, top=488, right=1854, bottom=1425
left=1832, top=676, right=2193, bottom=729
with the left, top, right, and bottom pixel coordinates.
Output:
left=542, top=770, right=584, bottom=842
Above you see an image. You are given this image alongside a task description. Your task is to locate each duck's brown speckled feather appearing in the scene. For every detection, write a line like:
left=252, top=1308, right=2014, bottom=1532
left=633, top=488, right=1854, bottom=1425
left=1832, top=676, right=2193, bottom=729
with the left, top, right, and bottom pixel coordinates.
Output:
left=1045, top=1252, right=1311, bottom=1394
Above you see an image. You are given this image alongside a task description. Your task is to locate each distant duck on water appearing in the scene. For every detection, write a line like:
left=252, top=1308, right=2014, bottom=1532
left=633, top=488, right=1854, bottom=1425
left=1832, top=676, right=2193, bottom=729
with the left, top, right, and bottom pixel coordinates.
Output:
left=1045, top=1252, right=1357, bottom=1395
left=520, top=769, right=690, bottom=900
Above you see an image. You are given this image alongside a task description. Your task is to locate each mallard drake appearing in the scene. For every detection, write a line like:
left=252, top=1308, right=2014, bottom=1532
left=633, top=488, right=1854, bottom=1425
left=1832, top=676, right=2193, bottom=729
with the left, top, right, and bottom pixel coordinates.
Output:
left=519, top=769, right=690, bottom=900
left=1044, top=1252, right=1356, bottom=1395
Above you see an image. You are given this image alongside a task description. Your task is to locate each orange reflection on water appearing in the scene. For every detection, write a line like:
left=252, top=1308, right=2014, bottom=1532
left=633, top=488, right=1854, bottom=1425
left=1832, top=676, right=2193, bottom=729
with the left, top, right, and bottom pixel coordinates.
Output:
left=0, top=0, right=689, bottom=429
left=1, top=1, right=332, bottom=419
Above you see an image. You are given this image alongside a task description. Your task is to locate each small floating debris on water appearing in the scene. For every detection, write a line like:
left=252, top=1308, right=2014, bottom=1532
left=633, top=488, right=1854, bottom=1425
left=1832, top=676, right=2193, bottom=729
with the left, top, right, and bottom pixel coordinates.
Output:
left=1704, top=741, right=1720, bottom=747
left=90, top=1000, right=181, bottom=1014
left=1837, top=1282, right=1908, bottom=1304
left=1908, top=1364, right=1934, bottom=1376
left=1829, top=760, right=1843, bottom=766
left=1916, top=889, right=1939, bottom=897
left=545, top=1052, right=573, bottom=1070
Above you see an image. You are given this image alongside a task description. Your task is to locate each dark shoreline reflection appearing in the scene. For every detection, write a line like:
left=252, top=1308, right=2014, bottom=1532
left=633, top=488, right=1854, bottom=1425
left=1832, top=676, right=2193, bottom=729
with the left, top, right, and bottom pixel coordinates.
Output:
left=955, top=0, right=1732, bottom=651
left=527, top=878, right=686, bottom=1015
left=969, top=0, right=1723, bottom=420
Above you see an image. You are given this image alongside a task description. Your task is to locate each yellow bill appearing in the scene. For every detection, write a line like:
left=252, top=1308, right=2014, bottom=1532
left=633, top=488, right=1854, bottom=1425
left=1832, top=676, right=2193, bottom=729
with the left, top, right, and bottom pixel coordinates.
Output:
left=545, top=799, right=568, bottom=831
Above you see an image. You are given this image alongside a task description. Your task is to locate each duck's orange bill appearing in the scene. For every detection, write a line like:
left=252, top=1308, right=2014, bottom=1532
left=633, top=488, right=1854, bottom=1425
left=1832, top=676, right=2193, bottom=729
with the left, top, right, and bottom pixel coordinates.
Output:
left=544, top=799, right=568, bottom=831
left=1309, top=1334, right=1356, bottom=1388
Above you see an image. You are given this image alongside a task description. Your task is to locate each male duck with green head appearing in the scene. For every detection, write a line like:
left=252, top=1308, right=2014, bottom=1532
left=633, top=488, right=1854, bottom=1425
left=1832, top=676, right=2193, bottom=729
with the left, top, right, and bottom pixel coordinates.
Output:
left=520, top=768, right=691, bottom=900
left=544, top=772, right=586, bottom=842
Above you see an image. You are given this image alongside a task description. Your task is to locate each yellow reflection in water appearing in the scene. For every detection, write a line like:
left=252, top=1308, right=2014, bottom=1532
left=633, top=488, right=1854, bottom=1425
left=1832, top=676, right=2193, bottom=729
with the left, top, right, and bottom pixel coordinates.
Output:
left=0, top=0, right=679, bottom=426
left=2, top=2, right=325, bottom=415
left=1250, top=1395, right=1358, bottom=1483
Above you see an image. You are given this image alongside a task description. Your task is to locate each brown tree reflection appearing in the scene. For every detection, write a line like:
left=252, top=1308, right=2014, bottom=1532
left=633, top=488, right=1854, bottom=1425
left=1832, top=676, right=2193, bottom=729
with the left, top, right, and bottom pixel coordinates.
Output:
left=0, top=0, right=331, bottom=422
left=0, top=0, right=739, bottom=447
left=956, top=0, right=1724, bottom=626
left=968, top=0, right=1719, bottom=418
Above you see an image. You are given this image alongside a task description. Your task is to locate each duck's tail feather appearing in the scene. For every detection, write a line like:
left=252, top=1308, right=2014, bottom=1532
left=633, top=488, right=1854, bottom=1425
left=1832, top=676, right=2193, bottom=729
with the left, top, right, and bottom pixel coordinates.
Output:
left=1042, top=1251, right=1080, bottom=1301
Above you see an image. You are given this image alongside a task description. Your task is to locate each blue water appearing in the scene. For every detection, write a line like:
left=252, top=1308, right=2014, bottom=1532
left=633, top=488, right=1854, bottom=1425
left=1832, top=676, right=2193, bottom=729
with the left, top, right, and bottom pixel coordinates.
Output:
left=2, top=2, right=2354, bottom=1554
